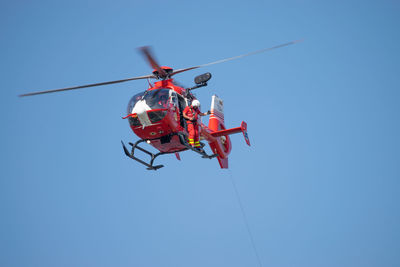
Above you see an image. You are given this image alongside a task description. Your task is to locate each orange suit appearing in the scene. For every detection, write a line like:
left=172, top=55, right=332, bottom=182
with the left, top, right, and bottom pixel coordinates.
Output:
left=183, top=106, right=201, bottom=148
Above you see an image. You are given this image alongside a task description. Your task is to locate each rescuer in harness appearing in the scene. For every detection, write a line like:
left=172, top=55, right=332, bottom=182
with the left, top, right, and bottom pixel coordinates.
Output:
left=182, top=99, right=210, bottom=152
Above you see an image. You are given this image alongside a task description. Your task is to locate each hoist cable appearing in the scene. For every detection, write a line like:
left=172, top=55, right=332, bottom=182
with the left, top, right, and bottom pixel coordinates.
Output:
left=228, top=169, right=263, bottom=267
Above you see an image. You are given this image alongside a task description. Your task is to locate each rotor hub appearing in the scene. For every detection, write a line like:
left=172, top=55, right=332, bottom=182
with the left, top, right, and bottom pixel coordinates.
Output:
left=152, top=66, right=173, bottom=79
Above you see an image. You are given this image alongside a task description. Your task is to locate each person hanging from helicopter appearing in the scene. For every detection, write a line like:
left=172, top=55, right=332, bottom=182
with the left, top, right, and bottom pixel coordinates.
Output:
left=182, top=99, right=210, bottom=152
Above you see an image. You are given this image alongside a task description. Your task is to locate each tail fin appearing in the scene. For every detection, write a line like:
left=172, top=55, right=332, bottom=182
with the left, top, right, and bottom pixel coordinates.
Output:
left=210, top=95, right=225, bottom=124
left=208, top=95, right=230, bottom=169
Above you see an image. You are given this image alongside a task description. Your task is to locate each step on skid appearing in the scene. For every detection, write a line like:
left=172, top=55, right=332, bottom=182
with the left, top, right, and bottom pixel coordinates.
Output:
left=177, top=133, right=218, bottom=159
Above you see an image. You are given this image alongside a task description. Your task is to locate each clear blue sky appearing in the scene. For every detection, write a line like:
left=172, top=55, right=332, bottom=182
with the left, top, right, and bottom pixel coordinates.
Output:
left=1, top=0, right=399, bottom=266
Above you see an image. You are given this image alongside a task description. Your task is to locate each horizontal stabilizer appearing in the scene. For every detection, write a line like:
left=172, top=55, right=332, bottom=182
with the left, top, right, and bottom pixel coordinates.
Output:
left=210, top=121, right=250, bottom=146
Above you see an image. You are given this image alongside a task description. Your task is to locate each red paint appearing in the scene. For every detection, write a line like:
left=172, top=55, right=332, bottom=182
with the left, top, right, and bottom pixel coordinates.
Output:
left=124, top=77, right=250, bottom=168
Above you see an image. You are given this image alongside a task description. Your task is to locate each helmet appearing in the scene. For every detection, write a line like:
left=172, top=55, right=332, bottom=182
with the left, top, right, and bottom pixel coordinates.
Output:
left=192, top=99, right=200, bottom=108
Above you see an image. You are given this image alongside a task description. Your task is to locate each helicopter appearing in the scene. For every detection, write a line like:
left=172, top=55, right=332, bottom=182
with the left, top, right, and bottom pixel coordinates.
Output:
left=19, top=40, right=302, bottom=170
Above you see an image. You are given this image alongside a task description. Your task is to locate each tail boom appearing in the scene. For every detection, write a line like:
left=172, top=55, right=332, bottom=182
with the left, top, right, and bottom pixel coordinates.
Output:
left=201, top=95, right=250, bottom=169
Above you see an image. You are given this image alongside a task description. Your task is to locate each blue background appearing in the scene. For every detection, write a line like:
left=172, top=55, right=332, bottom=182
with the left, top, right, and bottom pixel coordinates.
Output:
left=1, top=0, right=399, bottom=266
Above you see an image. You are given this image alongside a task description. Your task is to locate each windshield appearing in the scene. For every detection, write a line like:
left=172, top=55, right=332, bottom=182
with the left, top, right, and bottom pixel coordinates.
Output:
left=127, top=89, right=171, bottom=114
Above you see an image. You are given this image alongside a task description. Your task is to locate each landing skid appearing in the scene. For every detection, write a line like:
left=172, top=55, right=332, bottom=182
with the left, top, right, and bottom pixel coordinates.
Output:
left=122, top=133, right=218, bottom=170
left=121, top=140, right=166, bottom=170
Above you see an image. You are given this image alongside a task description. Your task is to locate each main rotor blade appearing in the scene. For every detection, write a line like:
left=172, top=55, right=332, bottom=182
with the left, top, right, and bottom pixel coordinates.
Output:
left=19, top=74, right=155, bottom=97
left=139, top=46, right=167, bottom=78
left=171, top=39, right=303, bottom=76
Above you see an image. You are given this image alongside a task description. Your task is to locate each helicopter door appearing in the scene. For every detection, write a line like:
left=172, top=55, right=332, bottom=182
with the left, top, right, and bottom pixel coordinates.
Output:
left=169, top=91, right=179, bottom=109
left=169, top=91, right=182, bottom=127
left=176, top=94, right=187, bottom=128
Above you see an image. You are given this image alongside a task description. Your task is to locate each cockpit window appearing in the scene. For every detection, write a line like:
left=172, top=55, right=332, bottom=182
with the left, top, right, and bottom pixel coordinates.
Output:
left=127, top=91, right=144, bottom=114
left=127, top=89, right=172, bottom=114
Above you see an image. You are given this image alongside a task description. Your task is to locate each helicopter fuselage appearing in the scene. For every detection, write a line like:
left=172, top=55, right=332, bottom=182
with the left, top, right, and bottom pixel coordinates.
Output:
left=123, top=77, right=250, bottom=169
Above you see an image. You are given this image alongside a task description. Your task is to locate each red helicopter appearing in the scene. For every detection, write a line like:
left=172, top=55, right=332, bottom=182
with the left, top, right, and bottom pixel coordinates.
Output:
left=20, top=40, right=301, bottom=170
